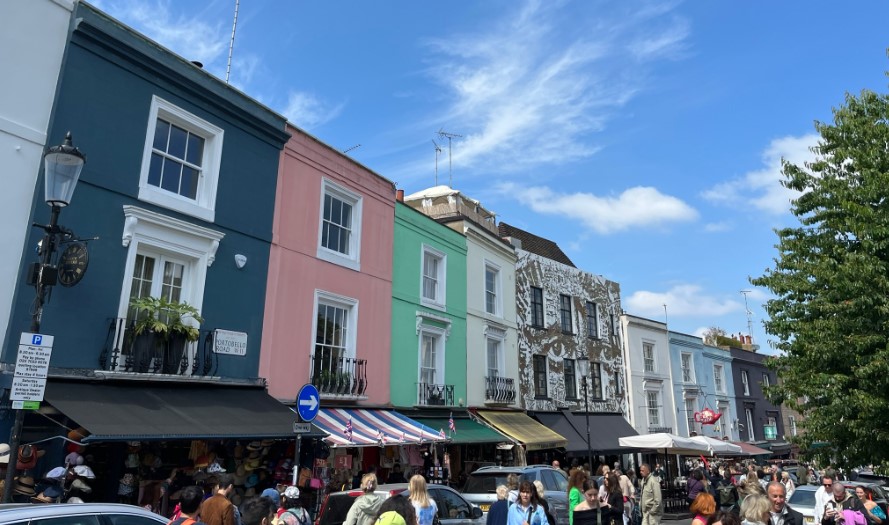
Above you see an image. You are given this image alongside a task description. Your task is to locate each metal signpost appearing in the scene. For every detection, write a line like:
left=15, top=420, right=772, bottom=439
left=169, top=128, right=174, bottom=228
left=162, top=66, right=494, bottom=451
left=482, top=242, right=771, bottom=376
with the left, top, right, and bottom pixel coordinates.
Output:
left=292, top=384, right=320, bottom=485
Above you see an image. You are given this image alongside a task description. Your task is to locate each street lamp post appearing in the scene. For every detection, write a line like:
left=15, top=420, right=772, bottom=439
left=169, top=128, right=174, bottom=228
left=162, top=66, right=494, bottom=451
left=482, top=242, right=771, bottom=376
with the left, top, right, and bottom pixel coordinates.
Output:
left=577, top=355, right=592, bottom=473
left=4, top=132, right=86, bottom=502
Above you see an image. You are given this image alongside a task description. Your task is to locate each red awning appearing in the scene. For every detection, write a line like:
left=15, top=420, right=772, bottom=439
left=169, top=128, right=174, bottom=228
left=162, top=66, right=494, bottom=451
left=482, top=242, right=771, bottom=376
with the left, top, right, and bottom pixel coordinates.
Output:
left=729, top=441, right=773, bottom=456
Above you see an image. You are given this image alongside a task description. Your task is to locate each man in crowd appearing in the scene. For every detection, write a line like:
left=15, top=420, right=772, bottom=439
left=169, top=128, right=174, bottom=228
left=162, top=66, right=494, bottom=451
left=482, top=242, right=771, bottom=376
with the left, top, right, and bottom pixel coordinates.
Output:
left=167, top=486, right=206, bottom=525
left=767, top=482, right=805, bottom=525
left=814, top=471, right=836, bottom=525
left=640, top=464, right=663, bottom=525
left=200, top=474, right=236, bottom=525
left=241, top=496, right=276, bottom=525
left=821, top=482, right=867, bottom=525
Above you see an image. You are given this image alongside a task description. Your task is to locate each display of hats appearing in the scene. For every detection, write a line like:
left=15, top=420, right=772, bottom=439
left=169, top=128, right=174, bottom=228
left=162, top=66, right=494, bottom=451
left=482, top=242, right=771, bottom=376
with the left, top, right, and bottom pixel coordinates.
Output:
left=16, top=445, right=44, bottom=470
left=194, top=455, right=210, bottom=469
left=71, top=478, right=92, bottom=493
left=247, top=450, right=261, bottom=460
left=67, top=427, right=89, bottom=442
left=246, top=441, right=261, bottom=451
left=65, top=452, right=84, bottom=467
left=207, top=462, right=226, bottom=474
left=260, top=439, right=275, bottom=447
left=0, top=443, right=10, bottom=465
left=73, top=465, right=96, bottom=479
left=44, top=485, right=63, bottom=499
left=13, top=476, right=36, bottom=496
left=118, top=473, right=136, bottom=496
left=44, top=466, right=67, bottom=480
left=283, top=485, right=300, bottom=499
left=245, top=473, right=259, bottom=489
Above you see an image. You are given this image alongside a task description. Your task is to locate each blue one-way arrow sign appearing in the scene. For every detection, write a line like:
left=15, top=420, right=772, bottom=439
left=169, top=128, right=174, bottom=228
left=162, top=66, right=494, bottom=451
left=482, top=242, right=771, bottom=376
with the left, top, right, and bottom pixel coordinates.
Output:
left=296, top=383, right=320, bottom=422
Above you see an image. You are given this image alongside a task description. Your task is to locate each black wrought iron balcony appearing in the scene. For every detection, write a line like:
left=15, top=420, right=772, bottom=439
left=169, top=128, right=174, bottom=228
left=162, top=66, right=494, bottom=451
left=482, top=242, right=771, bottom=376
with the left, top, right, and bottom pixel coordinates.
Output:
left=310, top=353, right=368, bottom=398
left=99, top=318, right=217, bottom=376
left=418, top=382, right=454, bottom=406
left=485, top=376, right=516, bottom=404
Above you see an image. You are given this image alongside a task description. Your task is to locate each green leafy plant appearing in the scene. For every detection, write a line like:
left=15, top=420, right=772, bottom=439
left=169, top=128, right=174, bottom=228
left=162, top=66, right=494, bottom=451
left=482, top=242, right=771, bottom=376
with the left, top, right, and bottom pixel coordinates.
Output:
left=129, top=296, right=204, bottom=342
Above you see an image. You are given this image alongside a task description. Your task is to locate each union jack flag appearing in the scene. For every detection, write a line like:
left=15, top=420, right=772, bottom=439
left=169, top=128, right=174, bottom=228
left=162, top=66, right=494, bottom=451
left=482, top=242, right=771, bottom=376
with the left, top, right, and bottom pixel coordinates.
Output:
left=448, top=413, right=457, bottom=434
left=344, top=418, right=353, bottom=442
left=439, top=428, right=446, bottom=439
left=377, top=430, right=387, bottom=446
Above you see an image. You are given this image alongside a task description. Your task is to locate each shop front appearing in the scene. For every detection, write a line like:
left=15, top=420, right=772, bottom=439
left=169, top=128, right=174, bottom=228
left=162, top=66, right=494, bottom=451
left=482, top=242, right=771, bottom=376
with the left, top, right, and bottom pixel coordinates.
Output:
left=531, top=410, right=638, bottom=470
left=472, top=409, right=568, bottom=465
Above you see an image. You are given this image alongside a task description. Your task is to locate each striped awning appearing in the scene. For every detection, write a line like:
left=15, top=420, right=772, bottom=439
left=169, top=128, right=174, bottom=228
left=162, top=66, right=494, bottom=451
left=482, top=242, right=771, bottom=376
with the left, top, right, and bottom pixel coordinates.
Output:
left=314, top=408, right=448, bottom=448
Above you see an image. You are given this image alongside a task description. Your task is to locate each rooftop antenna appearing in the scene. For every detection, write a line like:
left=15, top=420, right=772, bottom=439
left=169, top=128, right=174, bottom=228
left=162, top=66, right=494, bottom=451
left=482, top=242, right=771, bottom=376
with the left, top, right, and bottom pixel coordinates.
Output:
left=740, top=290, right=753, bottom=341
left=342, top=144, right=361, bottom=154
left=225, top=0, right=240, bottom=84
left=437, top=129, right=462, bottom=187
left=432, top=140, right=442, bottom=185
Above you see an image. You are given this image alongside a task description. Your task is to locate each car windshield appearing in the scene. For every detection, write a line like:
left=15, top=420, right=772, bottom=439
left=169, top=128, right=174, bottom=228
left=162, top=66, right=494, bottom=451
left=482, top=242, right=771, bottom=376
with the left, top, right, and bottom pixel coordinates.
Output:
left=789, top=490, right=816, bottom=507
left=464, top=473, right=537, bottom=493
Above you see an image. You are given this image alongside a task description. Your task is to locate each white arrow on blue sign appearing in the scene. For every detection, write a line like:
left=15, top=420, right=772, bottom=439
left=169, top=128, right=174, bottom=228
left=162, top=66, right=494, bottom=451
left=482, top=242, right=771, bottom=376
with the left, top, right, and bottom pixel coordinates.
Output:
left=296, top=384, right=320, bottom=422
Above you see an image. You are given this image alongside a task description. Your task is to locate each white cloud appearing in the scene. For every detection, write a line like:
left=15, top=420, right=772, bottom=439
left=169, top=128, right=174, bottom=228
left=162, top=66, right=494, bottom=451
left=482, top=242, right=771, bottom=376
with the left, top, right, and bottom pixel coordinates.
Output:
left=626, top=284, right=743, bottom=317
left=702, top=134, right=820, bottom=215
left=500, top=182, right=698, bottom=234
left=703, top=221, right=731, bottom=233
left=282, top=92, right=344, bottom=130
left=418, top=0, right=690, bottom=176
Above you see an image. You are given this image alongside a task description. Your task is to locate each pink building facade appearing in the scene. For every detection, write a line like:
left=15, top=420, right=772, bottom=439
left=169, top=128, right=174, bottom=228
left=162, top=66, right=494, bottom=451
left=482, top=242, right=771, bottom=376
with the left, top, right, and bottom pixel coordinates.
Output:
left=260, top=125, right=396, bottom=405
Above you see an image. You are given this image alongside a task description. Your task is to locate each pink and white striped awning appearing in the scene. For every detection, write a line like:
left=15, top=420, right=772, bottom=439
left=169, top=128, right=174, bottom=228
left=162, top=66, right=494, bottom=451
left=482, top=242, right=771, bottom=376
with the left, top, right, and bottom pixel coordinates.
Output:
left=314, top=408, right=448, bottom=448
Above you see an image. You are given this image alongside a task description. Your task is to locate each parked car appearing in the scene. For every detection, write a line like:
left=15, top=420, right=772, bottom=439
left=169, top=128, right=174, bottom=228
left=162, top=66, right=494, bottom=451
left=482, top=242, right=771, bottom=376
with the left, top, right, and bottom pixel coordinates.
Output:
left=787, top=485, right=818, bottom=525
left=316, top=483, right=484, bottom=525
left=0, top=502, right=167, bottom=525
left=461, top=465, right=569, bottom=525
left=845, top=481, right=889, bottom=514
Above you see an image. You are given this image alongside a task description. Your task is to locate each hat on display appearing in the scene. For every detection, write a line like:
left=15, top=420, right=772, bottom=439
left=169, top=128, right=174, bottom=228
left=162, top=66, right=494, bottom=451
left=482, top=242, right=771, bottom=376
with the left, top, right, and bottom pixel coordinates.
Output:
left=13, top=476, right=36, bottom=496
left=73, top=465, right=96, bottom=479
left=44, top=485, right=63, bottom=499
left=65, top=452, right=84, bottom=466
left=67, top=497, right=84, bottom=503
left=245, top=473, right=259, bottom=488
left=247, top=441, right=261, bottom=451
left=261, top=439, right=275, bottom=447
left=71, top=478, right=92, bottom=493
left=67, top=427, right=89, bottom=441
left=283, top=486, right=300, bottom=500
left=16, top=445, right=44, bottom=470
left=195, top=455, right=210, bottom=469
left=44, top=466, right=67, bottom=480
left=0, top=443, right=10, bottom=465
left=207, top=462, right=226, bottom=474
left=118, top=473, right=136, bottom=496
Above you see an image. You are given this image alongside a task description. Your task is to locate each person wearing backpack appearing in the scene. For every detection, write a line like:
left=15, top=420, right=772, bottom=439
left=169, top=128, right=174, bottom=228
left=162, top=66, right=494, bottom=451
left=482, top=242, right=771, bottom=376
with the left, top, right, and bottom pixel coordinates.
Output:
left=717, top=478, right=739, bottom=513
left=168, top=486, right=207, bottom=525
left=344, top=474, right=384, bottom=525
left=277, top=486, right=311, bottom=525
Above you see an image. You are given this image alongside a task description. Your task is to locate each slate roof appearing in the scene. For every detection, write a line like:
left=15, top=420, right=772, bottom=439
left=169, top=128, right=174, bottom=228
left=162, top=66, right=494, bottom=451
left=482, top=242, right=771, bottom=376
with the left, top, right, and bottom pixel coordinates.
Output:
left=498, top=222, right=575, bottom=268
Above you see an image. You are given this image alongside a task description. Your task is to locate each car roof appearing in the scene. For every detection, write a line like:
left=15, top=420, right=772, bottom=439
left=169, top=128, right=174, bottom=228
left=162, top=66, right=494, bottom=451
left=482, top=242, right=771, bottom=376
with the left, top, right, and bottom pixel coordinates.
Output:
left=472, top=465, right=555, bottom=473
left=327, top=483, right=462, bottom=497
left=0, top=503, right=166, bottom=521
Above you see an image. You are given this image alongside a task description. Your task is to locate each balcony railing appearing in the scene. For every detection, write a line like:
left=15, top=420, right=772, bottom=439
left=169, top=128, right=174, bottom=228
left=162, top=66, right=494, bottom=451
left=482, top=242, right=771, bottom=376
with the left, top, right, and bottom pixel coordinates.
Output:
left=310, top=353, right=368, bottom=398
left=418, top=383, right=454, bottom=406
left=485, top=376, right=516, bottom=404
left=99, top=318, right=217, bottom=376
left=649, top=426, right=673, bottom=434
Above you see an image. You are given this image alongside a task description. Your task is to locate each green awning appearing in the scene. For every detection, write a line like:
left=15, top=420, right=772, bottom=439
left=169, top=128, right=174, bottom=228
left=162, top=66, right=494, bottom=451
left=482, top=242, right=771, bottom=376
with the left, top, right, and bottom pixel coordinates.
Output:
left=412, top=417, right=509, bottom=444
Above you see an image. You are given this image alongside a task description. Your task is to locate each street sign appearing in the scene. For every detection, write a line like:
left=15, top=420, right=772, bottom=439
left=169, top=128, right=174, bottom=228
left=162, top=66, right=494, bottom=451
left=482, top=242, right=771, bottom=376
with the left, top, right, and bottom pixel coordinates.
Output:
left=11, top=401, right=39, bottom=410
left=293, top=422, right=312, bottom=434
left=10, top=333, right=54, bottom=403
left=296, top=383, right=320, bottom=422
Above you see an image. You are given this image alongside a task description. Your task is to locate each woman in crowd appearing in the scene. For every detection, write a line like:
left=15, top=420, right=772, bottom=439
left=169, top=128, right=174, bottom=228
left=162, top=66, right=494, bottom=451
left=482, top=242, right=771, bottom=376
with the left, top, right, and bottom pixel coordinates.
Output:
left=533, top=480, right=556, bottom=525
left=687, top=470, right=706, bottom=507
left=507, top=474, right=520, bottom=504
left=739, top=494, right=770, bottom=525
left=277, top=486, right=311, bottom=525
left=708, top=510, right=742, bottom=525
left=603, top=474, right=624, bottom=525
left=573, top=481, right=606, bottom=525
left=690, top=493, right=717, bottom=525
left=507, top=481, right=548, bottom=525
left=855, top=486, right=885, bottom=525
left=344, top=473, right=384, bottom=525
left=408, top=475, right=439, bottom=525
left=780, top=472, right=795, bottom=499
left=376, top=495, right=419, bottom=525
left=486, top=485, right=510, bottom=525
left=568, top=469, right=590, bottom=525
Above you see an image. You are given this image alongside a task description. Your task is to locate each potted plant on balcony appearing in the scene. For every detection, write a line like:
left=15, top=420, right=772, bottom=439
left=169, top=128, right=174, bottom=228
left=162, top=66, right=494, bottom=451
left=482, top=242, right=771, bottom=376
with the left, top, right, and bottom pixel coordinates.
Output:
left=337, top=372, right=352, bottom=395
left=129, top=296, right=204, bottom=373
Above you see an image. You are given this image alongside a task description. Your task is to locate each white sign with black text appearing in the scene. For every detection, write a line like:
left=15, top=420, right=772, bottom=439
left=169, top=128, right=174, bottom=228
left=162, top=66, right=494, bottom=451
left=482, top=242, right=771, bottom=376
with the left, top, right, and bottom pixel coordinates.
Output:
left=214, top=329, right=248, bottom=356
left=11, top=333, right=54, bottom=403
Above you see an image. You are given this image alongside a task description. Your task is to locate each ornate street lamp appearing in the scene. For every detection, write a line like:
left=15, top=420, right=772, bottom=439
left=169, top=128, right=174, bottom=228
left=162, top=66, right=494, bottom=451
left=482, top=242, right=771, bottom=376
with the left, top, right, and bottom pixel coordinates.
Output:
left=4, top=132, right=87, bottom=502
left=577, top=355, right=593, bottom=472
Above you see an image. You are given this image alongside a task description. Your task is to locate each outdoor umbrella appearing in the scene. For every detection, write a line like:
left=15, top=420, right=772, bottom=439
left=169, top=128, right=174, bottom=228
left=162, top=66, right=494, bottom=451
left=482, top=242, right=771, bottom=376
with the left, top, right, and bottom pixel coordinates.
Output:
left=688, top=435, right=743, bottom=455
left=618, top=432, right=711, bottom=455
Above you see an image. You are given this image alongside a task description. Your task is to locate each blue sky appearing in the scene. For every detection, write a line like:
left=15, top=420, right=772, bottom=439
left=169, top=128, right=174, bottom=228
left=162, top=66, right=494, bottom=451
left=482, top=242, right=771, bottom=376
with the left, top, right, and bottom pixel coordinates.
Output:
left=94, top=0, right=889, bottom=352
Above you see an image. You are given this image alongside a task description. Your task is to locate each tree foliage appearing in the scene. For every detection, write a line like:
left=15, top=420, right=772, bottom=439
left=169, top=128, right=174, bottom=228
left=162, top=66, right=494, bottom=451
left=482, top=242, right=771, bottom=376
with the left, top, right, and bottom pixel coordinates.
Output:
left=702, top=326, right=727, bottom=346
left=751, top=85, right=889, bottom=468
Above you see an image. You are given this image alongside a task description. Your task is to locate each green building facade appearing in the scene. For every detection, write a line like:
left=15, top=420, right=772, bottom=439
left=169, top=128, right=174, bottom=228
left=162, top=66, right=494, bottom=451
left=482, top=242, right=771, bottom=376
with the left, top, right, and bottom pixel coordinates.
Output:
left=391, top=202, right=468, bottom=409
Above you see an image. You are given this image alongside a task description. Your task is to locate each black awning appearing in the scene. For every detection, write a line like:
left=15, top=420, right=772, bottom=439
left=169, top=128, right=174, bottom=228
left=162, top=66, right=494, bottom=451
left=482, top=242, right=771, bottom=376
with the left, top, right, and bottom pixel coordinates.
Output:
left=533, top=411, right=638, bottom=454
left=44, top=380, right=324, bottom=442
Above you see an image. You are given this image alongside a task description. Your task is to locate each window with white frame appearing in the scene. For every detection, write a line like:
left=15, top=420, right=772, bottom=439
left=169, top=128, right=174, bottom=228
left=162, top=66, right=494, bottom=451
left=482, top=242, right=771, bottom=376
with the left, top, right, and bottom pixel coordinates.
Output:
left=586, top=301, right=598, bottom=338
left=317, top=179, right=363, bottom=271
left=559, top=294, right=573, bottom=333
left=484, top=262, right=501, bottom=316
left=714, top=364, right=725, bottom=393
left=420, top=333, right=442, bottom=386
left=486, top=337, right=502, bottom=379
left=564, top=359, right=577, bottom=399
left=685, top=398, right=698, bottom=435
left=762, top=372, right=771, bottom=389
left=718, top=406, right=729, bottom=437
left=643, top=342, right=655, bottom=372
left=745, top=408, right=755, bottom=440
left=421, top=245, right=446, bottom=308
left=681, top=353, right=694, bottom=382
left=115, top=206, right=223, bottom=372
left=742, top=370, right=750, bottom=395
left=765, top=415, right=778, bottom=439
left=789, top=415, right=797, bottom=436
left=313, top=291, right=358, bottom=380
left=646, top=391, right=660, bottom=426
left=138, top=96, right=224, bottom=222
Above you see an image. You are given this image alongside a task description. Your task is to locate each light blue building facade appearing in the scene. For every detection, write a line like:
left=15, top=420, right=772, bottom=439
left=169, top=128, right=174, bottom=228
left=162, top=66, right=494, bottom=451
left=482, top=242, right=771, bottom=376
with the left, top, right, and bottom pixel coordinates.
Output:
left=669, top=332, right=735, bottom=439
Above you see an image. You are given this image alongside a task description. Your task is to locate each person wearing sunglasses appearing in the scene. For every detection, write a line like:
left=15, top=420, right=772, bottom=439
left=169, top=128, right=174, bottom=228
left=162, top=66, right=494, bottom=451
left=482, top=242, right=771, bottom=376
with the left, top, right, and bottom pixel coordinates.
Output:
left=815, top=473, right=837, bottom=525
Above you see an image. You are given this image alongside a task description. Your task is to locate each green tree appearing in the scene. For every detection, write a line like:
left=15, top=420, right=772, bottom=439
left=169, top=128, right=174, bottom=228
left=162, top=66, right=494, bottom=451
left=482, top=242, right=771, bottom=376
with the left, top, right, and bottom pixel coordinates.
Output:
left=702, top=326, right=727, bottom=346
left=751, top=83, right=889, bottom=468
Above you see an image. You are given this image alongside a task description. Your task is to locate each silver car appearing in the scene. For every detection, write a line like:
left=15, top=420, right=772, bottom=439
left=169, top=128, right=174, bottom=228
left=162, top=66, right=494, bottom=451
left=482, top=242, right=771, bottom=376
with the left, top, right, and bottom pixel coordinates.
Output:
left=461, top=465, right=569, bottom=525
left=787, top=485, right=818, bottom=525
left=317, top=483, right=484, bottom=525
left=0, top=503, right=167, bottom=525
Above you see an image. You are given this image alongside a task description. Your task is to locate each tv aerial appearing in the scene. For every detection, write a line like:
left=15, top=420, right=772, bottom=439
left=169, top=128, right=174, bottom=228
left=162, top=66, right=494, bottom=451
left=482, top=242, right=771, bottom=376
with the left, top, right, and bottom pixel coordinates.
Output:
left=432, top=140, right=442, bottom=185
left=436, top=129, right=462, bottom=187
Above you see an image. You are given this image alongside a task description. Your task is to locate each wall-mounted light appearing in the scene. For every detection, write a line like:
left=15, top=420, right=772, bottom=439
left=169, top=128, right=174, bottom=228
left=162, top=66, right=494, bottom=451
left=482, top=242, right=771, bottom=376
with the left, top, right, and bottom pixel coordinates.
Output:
left=234, top=254, right=247, bottom=269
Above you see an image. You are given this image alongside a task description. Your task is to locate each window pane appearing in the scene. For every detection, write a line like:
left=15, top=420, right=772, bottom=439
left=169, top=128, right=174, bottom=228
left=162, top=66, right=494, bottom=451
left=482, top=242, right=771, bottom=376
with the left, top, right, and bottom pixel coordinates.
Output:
left=153, top=119, right=170, bottom=150
left=148, top=153, right=163, bottom=187
left=186, top=133, right=204, bottom=166
left=181, top=166, right=199, bottom=199
left=161, top=158, right=182, bottom=193
left=340, top=201, right=352, bottom=229
left=168, top=123, right=188, bottom=159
